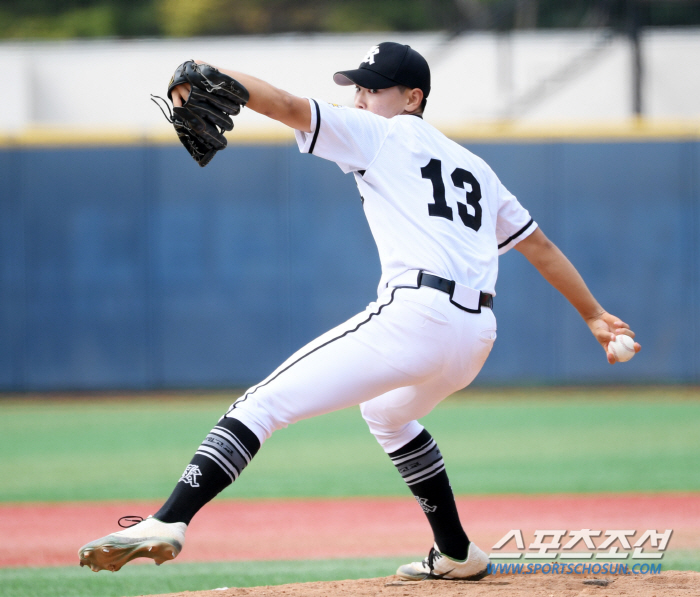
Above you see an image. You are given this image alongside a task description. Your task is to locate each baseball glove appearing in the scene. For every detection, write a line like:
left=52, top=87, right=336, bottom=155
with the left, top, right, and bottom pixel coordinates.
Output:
left=152, top=60, right=249, bottom=167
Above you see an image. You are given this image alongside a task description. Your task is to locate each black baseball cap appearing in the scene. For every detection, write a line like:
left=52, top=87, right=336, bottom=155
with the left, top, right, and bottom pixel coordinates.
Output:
left=334, top=42, right=431, bottom=99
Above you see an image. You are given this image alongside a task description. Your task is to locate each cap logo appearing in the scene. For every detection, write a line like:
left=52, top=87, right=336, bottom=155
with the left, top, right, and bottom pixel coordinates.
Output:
left=362, top=45, right=380, bottom=65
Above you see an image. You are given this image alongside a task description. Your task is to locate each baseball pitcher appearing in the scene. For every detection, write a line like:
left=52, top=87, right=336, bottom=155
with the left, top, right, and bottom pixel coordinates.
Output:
left=79, top=42, right=641, bottom=581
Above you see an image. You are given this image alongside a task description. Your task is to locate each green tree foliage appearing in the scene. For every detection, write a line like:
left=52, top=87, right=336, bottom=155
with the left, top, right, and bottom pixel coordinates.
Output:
left=155, top=0, right=463, bottom=37
left=1, top=0, right=700, bottom=40
left=0, top=1, right=159, bottom=39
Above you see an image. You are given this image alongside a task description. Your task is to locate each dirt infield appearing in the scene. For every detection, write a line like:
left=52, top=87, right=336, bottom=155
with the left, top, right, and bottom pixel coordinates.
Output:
left=1, top=493, right=698, bottom=568
left=150, top=571, right=700, bottom=597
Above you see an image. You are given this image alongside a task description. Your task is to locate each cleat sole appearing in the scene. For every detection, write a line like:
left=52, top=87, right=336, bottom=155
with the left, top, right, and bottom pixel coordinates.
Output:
left=78, top=537, right=181, bottom=573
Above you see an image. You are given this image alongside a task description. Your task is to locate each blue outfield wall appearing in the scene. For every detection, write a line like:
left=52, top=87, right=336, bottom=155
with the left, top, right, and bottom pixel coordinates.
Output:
left=0, top=139, right=698, bottom=390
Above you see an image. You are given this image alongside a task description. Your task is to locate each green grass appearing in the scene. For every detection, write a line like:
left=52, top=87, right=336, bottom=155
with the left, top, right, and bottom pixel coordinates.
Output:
left=1, top=387, right=699, bottom=502
left=0, top=557, right=408, bottom=597
left=1, top=551, right=698, bottom=597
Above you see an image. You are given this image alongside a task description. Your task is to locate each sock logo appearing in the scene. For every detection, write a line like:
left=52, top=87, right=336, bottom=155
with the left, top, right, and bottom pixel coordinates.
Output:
left=179, top=464, right=202, bottom=487
left=415, top=496, right=437, bottom=513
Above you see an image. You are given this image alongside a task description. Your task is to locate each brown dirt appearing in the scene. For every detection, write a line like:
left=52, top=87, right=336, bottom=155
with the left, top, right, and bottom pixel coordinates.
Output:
left=144, top=571, right=700, bottom=597
left=1, top=493, right=698, bottom=568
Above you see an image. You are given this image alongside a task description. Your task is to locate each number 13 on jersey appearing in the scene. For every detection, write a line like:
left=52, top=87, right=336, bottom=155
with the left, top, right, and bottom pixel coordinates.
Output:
left=421, top=158, right=482, bottom=232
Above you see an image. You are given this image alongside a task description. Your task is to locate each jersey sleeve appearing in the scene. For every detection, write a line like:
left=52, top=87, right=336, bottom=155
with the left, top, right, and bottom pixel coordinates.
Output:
left=495, top=180, right=538, bottom=255
left=294, top=98, right=394, bottom=174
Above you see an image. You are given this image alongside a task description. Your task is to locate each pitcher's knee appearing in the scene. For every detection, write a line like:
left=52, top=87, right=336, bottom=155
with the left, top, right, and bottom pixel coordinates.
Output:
left=366, top=419, right=425, bottom=454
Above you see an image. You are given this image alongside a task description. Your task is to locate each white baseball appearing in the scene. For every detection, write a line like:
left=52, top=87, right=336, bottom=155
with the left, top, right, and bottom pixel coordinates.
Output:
left=608, top=335, right=636, bottom=362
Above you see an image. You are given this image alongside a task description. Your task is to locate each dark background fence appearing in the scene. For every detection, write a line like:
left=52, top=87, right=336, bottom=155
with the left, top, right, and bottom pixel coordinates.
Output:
left=1, top=139, right=698, bottom=391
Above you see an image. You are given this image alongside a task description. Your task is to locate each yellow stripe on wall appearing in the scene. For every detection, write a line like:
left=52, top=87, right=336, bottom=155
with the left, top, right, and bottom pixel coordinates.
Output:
left=1, top=119, right=700, bottom=148
left=441, top=118, right=700, bottom=142
left=0, top=127, right=296, bottom=148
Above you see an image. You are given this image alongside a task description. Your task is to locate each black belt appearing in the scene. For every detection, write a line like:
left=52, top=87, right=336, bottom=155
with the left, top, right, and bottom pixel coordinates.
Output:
left=418, top=272, right=494, bottom=310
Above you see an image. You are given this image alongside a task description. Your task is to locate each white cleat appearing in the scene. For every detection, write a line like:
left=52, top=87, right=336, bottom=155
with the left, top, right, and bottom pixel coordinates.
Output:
left=78, top=516, right=187, bottom=572
left=396, top=542, right=490, bottom=581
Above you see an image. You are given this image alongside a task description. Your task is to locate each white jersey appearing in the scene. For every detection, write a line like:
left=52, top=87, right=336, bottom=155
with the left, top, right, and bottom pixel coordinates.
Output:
left=295, top=99, right=537, bottom=296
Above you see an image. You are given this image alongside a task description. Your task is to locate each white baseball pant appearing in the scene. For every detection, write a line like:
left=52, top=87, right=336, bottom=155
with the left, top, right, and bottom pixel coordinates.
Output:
left=226, top=284, right=497, bottom=453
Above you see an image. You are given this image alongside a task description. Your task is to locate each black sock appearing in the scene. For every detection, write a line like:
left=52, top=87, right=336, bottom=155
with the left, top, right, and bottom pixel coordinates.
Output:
left=154, top=417, right=260, bottom=525
left=389, top=429, right=469, bottom=560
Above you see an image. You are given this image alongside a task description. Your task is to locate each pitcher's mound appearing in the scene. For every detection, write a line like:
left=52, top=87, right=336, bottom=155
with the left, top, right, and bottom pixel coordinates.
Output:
left=156, top=570, right=698, bottom=597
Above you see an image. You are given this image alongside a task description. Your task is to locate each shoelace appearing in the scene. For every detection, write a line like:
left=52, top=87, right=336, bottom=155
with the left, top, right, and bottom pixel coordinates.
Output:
left=427, top=547, right=441, bottom=571
left=118, top=515, right=145, bottom=528
left=426, top=547, right=455, bottom=580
